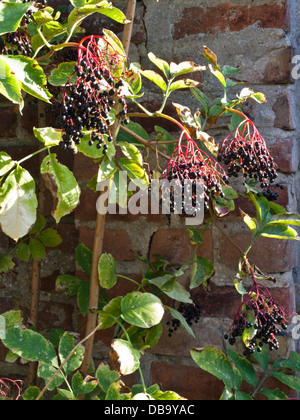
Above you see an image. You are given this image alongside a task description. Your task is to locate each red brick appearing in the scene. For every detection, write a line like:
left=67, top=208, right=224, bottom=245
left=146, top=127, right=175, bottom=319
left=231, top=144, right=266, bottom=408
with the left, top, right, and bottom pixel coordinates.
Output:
left=174, top=2, right=287, bottom=39
left=151, top=362, right=224, bottom=400
left=0, top=107, right=17, bottom=137
left=78, top=226, right=135, bottom=261
left=272, top=92, right=296, bottom=131
left=262, top=47, right=292, bottom=84
left=269, top=140, right=297, bottom=173
left=73, top=153, right=98, bottom=181
left=220, top=232, right=296, bottom=273
left=149, top=228, right=213, bottom=266
left=21, top=103, right=38, bottom=135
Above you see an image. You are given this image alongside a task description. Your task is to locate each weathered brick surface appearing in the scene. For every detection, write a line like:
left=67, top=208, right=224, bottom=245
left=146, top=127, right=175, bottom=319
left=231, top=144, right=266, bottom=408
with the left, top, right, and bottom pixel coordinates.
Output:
left=0, top=0, right=299, bottom=400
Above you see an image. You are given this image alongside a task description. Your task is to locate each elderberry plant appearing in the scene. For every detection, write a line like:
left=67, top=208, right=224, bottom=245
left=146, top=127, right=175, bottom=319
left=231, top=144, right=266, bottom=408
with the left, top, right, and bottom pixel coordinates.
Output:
left=0, top=0, right=299, bottom=402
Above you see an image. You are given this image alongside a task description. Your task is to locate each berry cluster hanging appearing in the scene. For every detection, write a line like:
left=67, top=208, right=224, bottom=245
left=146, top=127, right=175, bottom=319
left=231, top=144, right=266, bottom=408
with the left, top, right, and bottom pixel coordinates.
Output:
left=225, top=269, right=292, bottom=356
left=218, top=116, right=282, bottom=201
left=57, top=35, right=128, bottom=153
left=161, top=130, right=229, bottom=215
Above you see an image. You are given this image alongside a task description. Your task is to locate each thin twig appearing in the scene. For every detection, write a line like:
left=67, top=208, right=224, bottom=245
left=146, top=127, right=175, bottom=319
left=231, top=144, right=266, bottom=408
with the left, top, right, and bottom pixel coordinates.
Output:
left=80, top=0, right=137, bottom=378
left=27, top=102, right=47, bottom=387
left=120, top=124, right=169, bottom=160
left=36, top=323, right=102, bottom=400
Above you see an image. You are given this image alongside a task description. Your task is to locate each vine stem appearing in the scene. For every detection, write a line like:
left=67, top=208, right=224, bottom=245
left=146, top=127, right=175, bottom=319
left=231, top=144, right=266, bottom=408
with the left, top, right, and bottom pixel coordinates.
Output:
left=36, top=322, right=103, bottom=400
left=80, top=0, right=137, bottom=378
left=27, top=103, right=47, bottom=387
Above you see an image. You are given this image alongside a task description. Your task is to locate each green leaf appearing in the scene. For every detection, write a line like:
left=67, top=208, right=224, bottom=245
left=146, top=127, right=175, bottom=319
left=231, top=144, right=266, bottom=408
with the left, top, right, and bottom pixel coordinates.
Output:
left=38, top=228, right=63, bottom=248
left=2, top=327, right=58, bottom=366
left=0, top=152, right=15, bottom=177
left=69, top=0, right=86, bottom=8
left=208, top=64, right=226, bottom=87
left=242, top=313, right=257, bottom=348
left=253, top=345, right=269, bottom=372
left=258, top=223, right=300, bottom=241
left=111, top=339, right=141, bottom=375
left=0, top=2, right=32, bottom=36
left=22, top=386, right=41, bottom=401
left=72, top=371, right=97, bottom=397
left=77, top=133, right=116, bottom=159
left=108, top=169, right=128, bottom=209
left=188, top=227, right=203, bottom=245
left=139, top=70, right=167, bottom=91
left=148, top=52, right=170, bottom=79
left=259, top=387, right=288, bottom=400
left=119, top=142, right=143, bottom=166
left=222, top=65, right=242, bottom=77
left=227, top=348, right=258, bottom=388
left=169, top=79, right=200, bottom=92
left=68, top=1, right=128, bottom=28
left=38, top=363, right=64, bottom=391
left=103, top=28, right=126, bottom=57
left=96, top=363, right=119, bottom=393
left=56, top=274, right=82, bottom=296
left=41, top=153, right=81, bottom=223
left=235, top=391, right=253, bottom=401
left=268, top=213, right=300, bottom=226
left=0, top=56, right=23, bottom=108
left=145, top=323, right=163, bottom=348
left=33, top=127, right=62, bottom=147
left=16, top=242, right=31, bottom=262
left=121, top=292, right=164, bottom=329
left=33, top=9, right=56, bottom=27
left=190, top=87, right=210, bottom=116
left=240, top=210, right=258, bottom=233
left=271, top=371, right=300, bottom=392
left=48, top=62, right=77, bottom=87
left=190, top=257, right=214, bottom=289
left=118, top=157, right=149, bottom=187
left=98, top=296, right=122, bottom=329
left=0, top=56, right=52, bottom=105
left=191, top=347, right=236, bottom=389
left=170, top=61, right=206, bottom=78
left=29, top=214, right=46, bottom=235
left=75, top=243, right=92, bottom=275
left=117, top=121, right=149, bottom=147
left=0, top=165, right=38, bottom=241
left=59, top=332, right=84, bottom=375
left=0, top=254, right=15, bottom=274
left=49, top=328, right=65, bottom=348
left=105, top=380, right=131, bottom=400
left=97, top=157, right=117, bottom=184
left=29, top=238, right=46, bottom=261
left=31, top=21, right=66, bottom=52
left=151, top=390, right=186, bottom=400
left=98, top=253, right=117, bottom=289
left=168, top=307, right=195, bottom=338
left=77, top=280, right=90, bottom=316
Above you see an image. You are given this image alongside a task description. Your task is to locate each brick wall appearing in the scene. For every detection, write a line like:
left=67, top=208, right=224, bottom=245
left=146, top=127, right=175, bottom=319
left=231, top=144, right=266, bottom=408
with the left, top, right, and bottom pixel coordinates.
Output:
left=0, top=0, right=299, bottom=400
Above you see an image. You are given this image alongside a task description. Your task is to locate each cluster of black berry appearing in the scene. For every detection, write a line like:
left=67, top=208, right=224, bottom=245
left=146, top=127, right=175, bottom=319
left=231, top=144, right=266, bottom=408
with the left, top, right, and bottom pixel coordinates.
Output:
left=0, top=0, right=49, bottom=57
left=219, top=139, right=278, bottom=186
left=225, top=294, right=289, bottom=356
left=57, top=36, right=128, bottom=152
left=219, top=117, right=280, bottom=200
left=257, top=183, right=285, bottom=202
left=167, top=302, right=201, bottom=337
left=0, top=31, right=32, bottom=57
left=162, top=134, right=229, bottom=215
left=162, top=162, right=229, bottom=214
